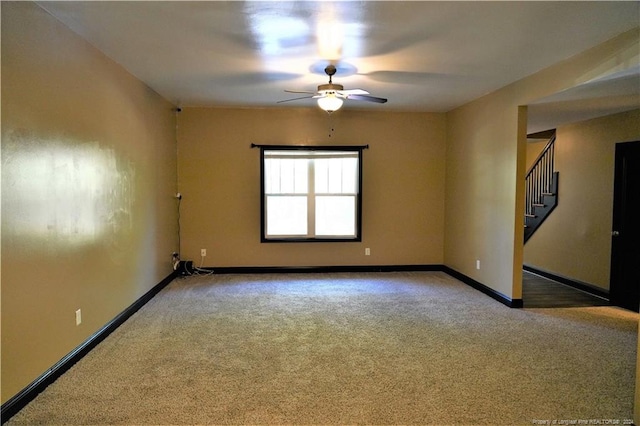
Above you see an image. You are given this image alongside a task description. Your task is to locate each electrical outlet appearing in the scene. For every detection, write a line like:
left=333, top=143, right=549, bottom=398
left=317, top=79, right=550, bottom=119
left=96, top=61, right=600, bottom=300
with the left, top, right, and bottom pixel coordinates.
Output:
left=201, top=249, right=207, bottom=257
left=75, top=309, right=82, bottom=326
left=476, top=260, right=481, bottom=270
left=365, top=248, right=371, bottom=256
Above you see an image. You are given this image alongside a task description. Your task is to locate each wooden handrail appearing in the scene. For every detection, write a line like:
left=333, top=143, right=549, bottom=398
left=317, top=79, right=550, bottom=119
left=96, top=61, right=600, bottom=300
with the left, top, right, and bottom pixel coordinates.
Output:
left=526, top=134, right=556, bottom=178
left=525, top=135, right=556, bottom=216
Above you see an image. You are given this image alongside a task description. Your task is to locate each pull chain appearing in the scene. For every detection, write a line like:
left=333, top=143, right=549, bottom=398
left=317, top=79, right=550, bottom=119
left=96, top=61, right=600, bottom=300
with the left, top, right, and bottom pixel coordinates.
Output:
left=328, top=114, right=335, bottom=138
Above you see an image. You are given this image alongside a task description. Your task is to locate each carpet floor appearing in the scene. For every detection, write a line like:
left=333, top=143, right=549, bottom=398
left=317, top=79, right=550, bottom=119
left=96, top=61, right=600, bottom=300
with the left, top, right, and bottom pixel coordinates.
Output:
left=6, top=271, right=638, bottom=425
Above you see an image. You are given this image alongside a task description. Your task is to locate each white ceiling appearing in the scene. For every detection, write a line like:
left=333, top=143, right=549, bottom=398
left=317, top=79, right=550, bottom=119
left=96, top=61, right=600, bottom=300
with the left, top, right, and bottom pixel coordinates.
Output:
left=37, top=1, right=640, bottom=131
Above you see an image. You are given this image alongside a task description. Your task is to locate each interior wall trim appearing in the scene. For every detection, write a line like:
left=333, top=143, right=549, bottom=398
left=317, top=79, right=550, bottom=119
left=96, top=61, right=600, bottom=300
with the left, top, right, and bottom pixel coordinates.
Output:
left=523, top=264, right=610, bottom=300
left=0, top=271, right=178, bottom=424
left=2, top=264, right=522, bottom=422
left=441, top=266, right=524, bottom=308
left=203, top=264, right=443, bottom=274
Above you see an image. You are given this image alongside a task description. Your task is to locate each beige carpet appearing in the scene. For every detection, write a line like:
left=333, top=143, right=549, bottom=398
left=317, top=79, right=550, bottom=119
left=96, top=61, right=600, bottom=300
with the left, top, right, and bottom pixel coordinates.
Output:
left=7, top=271, right=638, bottom=425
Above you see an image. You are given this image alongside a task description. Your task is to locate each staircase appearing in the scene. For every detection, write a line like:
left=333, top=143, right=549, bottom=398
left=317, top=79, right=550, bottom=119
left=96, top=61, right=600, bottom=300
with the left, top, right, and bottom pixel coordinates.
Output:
left=524, top=134, right=558, bottom=243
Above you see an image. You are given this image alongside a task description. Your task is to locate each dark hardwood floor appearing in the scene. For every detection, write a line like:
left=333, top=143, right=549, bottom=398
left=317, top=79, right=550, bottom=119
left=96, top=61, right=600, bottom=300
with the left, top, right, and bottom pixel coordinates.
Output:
left=522, top=271, right=609, bottom=308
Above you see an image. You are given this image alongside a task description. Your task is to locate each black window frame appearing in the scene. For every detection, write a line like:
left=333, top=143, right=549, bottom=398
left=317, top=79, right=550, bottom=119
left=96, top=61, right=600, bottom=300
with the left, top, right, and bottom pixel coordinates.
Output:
left=257, top=144, right=366, bottom=243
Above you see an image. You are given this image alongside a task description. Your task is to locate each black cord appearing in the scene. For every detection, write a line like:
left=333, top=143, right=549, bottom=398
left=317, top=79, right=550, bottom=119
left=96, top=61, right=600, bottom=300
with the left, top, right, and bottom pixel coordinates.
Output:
left=177, top=194, right=181, bottom=255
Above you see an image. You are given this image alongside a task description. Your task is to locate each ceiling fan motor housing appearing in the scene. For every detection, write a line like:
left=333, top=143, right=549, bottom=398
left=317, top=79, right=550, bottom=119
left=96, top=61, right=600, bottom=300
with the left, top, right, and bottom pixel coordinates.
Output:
left=318, top=83, right=344, bottom=92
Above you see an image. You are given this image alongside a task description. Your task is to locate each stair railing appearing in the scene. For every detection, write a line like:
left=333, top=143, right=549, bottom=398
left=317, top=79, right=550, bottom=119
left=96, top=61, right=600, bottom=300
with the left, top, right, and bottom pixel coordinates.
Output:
left=525, top=135, right=556, bottom=218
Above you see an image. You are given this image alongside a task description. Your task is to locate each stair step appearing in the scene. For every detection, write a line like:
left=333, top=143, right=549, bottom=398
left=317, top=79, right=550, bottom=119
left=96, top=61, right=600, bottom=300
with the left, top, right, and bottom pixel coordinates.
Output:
left=524, top=138, right=558, bottom=245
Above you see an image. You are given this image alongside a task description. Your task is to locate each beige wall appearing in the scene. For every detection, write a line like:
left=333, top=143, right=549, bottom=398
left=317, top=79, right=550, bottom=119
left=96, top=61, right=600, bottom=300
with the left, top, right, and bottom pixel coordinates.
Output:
left=445, top=98, right=527, bottom=300
left=1, top=2, right=178, bottom=403
left=177, top=107, right=446, bottom=267
left=444, top=28, right=639, bottom=301
left=524, top=110, right=640, bottom=290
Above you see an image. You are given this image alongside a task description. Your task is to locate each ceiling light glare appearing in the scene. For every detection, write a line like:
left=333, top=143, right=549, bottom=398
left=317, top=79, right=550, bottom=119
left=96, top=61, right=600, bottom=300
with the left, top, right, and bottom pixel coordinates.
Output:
left=317, top=94, right=343, bottom=113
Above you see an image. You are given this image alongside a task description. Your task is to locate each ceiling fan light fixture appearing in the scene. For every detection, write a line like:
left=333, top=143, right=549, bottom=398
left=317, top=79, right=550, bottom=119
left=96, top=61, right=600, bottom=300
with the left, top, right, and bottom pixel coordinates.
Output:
left=317, top=93, right=343, bottom=113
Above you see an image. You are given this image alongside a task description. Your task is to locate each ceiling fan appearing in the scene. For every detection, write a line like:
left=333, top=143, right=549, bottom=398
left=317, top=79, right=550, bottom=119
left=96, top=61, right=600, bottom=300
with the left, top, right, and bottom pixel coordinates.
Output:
left=278, top=64, right=388, bottom=113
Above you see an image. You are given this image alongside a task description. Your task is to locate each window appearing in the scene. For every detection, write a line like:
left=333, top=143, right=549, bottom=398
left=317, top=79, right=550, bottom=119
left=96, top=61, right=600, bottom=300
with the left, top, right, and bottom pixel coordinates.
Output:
left=259, top=145, right=364, bottom=242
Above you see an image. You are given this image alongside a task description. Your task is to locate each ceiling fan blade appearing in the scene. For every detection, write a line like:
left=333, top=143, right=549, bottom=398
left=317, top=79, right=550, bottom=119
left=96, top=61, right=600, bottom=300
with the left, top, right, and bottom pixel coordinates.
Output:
left=338, top=89, right=369, bottom=96
left=347, top=94, right=388, bottom=104
left=277, top=95, right=315, bottom=104
left=284, top=90, right=317, bottom=95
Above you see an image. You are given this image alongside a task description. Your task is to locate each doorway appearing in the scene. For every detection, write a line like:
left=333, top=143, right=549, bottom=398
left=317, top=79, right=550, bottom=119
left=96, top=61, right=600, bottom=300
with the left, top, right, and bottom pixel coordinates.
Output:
left=610, top=140, right=640, bottom=312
